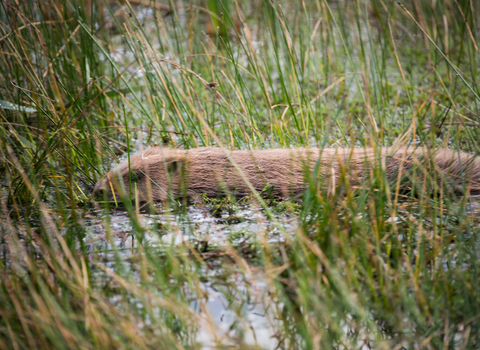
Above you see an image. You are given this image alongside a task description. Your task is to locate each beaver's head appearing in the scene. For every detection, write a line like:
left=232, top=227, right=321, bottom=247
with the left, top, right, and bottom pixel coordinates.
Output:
left=92, top=147, right=187, bottom=202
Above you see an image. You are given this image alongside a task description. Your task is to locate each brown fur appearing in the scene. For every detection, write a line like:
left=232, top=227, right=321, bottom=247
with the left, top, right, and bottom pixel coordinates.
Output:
left=93, top=147, right=480, bottom=201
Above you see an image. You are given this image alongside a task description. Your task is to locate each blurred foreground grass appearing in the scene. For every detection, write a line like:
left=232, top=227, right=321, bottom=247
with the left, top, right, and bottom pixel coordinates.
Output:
left=1, top=0, right=480, bottom=348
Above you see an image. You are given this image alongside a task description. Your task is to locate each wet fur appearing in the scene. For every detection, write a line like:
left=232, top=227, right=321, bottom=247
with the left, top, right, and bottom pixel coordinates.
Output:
left=93, top=147, right=480, bottom=201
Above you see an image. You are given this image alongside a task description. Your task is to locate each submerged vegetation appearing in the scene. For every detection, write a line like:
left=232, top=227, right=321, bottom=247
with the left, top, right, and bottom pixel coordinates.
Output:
left=1, top=0, right=480, bottom=348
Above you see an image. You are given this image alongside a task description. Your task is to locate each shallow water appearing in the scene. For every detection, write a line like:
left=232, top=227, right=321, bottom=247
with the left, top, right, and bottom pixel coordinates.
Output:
left=84, top=202, right=296, bottom=251
left=77, top=193, right=480, bottom=349
left=80, top=201, right=297, bottom=348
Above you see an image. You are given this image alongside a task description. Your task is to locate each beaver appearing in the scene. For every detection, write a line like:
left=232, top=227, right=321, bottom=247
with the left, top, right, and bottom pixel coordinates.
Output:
left=92, top=146, right=480, bottom=202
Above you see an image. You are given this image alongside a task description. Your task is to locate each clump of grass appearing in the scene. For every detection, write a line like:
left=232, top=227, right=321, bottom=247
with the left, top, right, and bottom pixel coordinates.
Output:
left=1, top=0, right=480, bottom=349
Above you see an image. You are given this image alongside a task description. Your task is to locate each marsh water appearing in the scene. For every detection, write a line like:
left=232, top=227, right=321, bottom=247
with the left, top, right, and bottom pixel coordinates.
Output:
left=80, top=199, right=293, bottom=348
left=77, top=193, right=480, bottom=349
